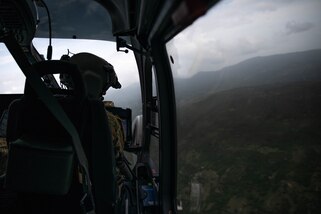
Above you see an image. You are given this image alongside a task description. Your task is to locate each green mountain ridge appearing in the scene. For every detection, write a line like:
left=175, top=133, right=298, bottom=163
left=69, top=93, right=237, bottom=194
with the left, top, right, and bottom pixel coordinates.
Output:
left=177, top=81, right=321, bottom=213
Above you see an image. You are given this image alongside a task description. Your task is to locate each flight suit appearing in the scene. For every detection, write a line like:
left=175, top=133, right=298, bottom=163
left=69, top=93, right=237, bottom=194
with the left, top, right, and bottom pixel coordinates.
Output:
left=0, top=137, right=7, bottom=176
left=106, top=111, right=132, bottom=185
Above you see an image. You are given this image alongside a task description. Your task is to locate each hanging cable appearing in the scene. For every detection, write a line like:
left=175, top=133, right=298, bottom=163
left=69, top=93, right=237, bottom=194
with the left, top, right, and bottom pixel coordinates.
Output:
left=38, top=0, right=52, bottom=60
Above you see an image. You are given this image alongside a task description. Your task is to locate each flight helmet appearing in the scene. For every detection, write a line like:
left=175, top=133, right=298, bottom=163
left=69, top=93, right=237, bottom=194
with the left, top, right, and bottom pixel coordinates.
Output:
left=60, top=52, right=121, bottom=99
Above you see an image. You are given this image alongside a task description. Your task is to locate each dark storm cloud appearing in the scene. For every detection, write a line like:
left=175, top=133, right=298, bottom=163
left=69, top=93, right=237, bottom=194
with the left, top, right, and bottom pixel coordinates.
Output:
left=35, top=0, right=113, bottom=40
left=285, top=21, right=315, bottom=35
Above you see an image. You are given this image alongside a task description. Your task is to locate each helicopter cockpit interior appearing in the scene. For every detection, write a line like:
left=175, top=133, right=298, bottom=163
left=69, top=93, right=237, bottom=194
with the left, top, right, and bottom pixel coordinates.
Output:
left=2, top=0, right=321, bottom=214
left=0, top=0, right=219, bottom=213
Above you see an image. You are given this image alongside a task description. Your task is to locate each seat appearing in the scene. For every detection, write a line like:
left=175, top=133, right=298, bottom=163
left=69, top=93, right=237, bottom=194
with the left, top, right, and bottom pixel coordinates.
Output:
left=5, top=60, right=116, bottom=213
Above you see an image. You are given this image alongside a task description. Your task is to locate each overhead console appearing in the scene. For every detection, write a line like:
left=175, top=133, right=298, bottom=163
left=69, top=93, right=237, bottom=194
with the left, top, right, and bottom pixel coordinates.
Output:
left=0, top=0, right=37, bottom=46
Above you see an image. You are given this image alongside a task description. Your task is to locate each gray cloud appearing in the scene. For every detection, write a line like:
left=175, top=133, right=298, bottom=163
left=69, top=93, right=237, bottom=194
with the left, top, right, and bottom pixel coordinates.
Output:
left=167, top=0, right=321, bottom=78
left=234, top=38, right=262, bottom=55
left=254, top=2, right=277, bottom=12
left=285, top=21, right=315, bottom=35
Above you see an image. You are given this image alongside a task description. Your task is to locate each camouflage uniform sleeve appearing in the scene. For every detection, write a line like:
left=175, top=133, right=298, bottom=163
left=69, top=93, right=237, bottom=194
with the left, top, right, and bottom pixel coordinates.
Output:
left=106, top=111, right=125, bottom=154
left=106, top=111, right=133, bottom=182
left=0, top=138, right=8, bottom=176
left=106, top=111, right=125, bottom=181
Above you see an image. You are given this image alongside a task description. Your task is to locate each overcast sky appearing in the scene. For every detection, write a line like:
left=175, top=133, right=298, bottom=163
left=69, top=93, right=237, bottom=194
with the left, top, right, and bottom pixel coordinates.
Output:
left=32, top=39, right=139, bottom=86
left=0, top=39, right=138, bottom=93
left=167, top=0, right=321, bottom=77
left=1, top=0, right=321, bottom=93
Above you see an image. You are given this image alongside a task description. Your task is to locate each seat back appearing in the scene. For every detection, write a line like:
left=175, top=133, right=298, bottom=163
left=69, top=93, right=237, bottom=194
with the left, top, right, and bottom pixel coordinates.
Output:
left=3, top=61, right=87, bottom=214
left=5, top=60, right=117, bottom=213
left=5, top=60, right=86, bottom=195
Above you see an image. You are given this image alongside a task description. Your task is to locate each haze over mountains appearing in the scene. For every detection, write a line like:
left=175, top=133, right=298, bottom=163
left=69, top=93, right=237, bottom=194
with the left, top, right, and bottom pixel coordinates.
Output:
left=110, top=49, right=321, bottom=113
left=175, top=49, right=321, bottom=105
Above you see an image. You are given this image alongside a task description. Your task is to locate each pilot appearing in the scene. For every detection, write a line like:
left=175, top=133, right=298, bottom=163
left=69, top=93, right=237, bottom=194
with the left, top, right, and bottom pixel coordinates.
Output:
left=60, top=52, right=133, bottom=187
left=0, top=110, right=8, bottom=178
left=0, top=137, right=7, bottom=177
